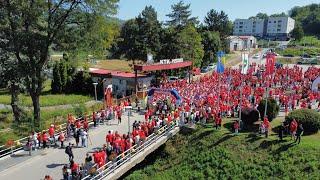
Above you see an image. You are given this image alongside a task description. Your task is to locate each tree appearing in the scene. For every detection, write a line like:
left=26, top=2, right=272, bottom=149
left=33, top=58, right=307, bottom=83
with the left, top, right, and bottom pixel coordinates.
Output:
left=136, top=6, right=162, bottom=60
left=289, top=3, right=320, bottom=36
left=203, top=10, right=232, bottom=53
left=177, top=24, right=204, bottom=67
left=270, top=12, right=287, bottom=17
left=204, top=10, right=232, bottom=36
left=257, top=98, right=280, bottom=121
left=166, top=1, right=199, bottom=28
left=201, top=31, right=221, bottom=65
left=0, top=51, right=24, bottom=122
left=118, top=19, right=141, bottom=61
left=158, top=27, right=181, bottom=60
left=249, top=13, right=269, bottom=20
left=117, top=6, right=162, bottom=62
left=292, top=23, right=304, bottom=41
left=0, top=0, right=119, bottom=128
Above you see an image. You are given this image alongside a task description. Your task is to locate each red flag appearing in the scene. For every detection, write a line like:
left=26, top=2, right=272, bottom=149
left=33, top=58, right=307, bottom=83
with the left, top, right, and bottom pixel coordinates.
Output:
left=266, top=53, right=275, bottom=75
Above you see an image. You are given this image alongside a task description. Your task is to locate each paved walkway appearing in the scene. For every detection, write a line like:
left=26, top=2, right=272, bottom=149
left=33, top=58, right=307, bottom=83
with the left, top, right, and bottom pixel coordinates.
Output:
left=0, top=111, right=144, bottom=180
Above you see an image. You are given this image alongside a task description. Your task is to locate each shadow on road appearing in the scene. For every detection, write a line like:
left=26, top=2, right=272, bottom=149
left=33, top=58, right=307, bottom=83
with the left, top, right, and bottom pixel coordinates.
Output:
left=46, top=163, right=65, bottom=169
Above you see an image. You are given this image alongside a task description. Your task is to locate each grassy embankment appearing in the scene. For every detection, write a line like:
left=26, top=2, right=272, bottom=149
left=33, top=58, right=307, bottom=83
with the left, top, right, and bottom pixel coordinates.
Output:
left=0, top=80, right=100, bottom=145
left=124, top=118, right=320, bottom=180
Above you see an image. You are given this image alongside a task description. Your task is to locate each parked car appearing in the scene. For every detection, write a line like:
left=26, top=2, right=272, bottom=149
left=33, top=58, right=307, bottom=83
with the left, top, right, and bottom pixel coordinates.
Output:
left=168, top=76, right=179, bottom=82
left=301, top=54, right=312, bottom=58
left=201, top=67, right=209, bottom=73
left=297, top=58, right=318, bottom=65
left=207, top=63, right=216, bottom=71
left=253, top=54, right=260, bottom=59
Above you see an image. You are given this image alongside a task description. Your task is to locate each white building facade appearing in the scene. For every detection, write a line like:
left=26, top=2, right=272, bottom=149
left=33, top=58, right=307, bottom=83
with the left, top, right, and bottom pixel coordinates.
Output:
left=266, top=17, right=295, bottom=40
left=234, top=19, right=265, bottom=38
left=233, top=17, right=295, bottom=40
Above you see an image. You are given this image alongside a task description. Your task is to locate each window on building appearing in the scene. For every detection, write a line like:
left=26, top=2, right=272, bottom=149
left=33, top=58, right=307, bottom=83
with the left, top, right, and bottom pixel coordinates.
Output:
left=239, top=26, right=243, bottom=28
left=274, top=21, right=276, bottom=23
left=277, top=29, right=281, bottom=32
left=239, top=30, right=242, bottom=32
left=269, top=21, right=271, bottom=23
left=119, top=79, right=122, bottom=84
left=278, top=20, right=282, bottom=23
left=253, top=21, right=256, bottom=24
left=239, top=22, right=243, bottom=24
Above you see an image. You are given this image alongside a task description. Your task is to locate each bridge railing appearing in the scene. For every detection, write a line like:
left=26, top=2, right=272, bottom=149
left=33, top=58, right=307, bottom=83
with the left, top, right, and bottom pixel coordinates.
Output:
left=0, top=115, right=95, bottom=159
left=82, top=121, right=177, bottom=180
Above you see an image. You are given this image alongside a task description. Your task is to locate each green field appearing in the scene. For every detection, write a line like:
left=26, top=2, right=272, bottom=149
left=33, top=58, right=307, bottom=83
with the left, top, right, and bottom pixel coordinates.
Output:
left=289, top=36, right=320, bottom=48
left=125, top=118, right=320, bottom=180
left=0, top=94, right=92, bottom=107
left=0, top=102, right=104, bottom=145
left=277, top=47, right=320, bottom=57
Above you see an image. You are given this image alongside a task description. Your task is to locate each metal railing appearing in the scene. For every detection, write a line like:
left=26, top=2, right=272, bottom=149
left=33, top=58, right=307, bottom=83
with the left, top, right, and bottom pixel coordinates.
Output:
left=0, top=115, right=95, bottom=159
left=82, top=122, right=177, bottom=180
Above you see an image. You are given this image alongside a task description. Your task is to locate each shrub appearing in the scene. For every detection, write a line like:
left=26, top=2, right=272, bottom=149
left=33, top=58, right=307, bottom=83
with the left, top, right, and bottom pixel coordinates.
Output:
left=257, top=98, right=279, bottom=121
left=241, top=108, right=259, bottom=127
left=285, top=109, right=320, bottom=134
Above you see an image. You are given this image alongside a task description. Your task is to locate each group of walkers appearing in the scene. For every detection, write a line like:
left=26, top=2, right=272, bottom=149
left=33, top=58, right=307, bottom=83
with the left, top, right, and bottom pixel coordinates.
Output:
left=38, top=63, right=319, bottom=179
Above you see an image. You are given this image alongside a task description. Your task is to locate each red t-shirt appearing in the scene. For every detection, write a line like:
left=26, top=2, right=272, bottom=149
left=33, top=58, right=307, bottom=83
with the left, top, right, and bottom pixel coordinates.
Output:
left=71, top=163, right=79, bottom=172
left=48, top=127, right=55, bottom=137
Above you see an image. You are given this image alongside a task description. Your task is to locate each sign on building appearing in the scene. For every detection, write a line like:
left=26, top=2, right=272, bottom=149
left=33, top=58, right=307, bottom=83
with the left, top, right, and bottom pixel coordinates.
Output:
left=159, top=58, right=184, bottom=64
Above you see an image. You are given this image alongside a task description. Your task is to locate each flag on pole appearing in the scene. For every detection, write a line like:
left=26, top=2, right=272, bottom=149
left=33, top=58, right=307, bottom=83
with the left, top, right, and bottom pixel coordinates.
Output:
left=266, top=53, right=275, bottom=75
left=216, top=51, right=225, bottom=74
left=216, top=56, right=225, bottom=74
left=241, top=53, right=249, bottom=74
left=221, top=56, right=226, bottom=65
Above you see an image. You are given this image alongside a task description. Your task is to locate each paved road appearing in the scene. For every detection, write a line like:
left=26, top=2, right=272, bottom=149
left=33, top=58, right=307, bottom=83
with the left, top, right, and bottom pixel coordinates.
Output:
left=0, top=110, right=144, bottom=180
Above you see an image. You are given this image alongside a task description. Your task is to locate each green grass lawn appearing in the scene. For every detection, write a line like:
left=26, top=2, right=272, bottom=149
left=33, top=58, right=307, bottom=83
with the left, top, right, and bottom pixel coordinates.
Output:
left=0, top=94, right=92, bottom=107
left=276, top=57, right=300, bottom=64
left=0, top=102, right=104, bottom=145
left=124, top=118, right=320, bottom=180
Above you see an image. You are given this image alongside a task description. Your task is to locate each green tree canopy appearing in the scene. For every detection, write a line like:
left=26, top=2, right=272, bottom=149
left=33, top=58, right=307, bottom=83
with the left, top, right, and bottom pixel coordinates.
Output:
left=289, top=3, right=320, bottom=36
left=201, top=31, right=221, bottom=66
left=291, top=23, right=304, bottom=41
left=177, top=24, right=204, bottom=67
left=166, top=1, right=199, bottom=28
left=0, top=0, right=119, bottom=128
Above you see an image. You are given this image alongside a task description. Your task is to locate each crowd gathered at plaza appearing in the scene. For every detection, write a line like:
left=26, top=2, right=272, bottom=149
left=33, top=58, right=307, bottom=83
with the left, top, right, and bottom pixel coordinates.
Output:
left=35, top=63, right=320, bottom=179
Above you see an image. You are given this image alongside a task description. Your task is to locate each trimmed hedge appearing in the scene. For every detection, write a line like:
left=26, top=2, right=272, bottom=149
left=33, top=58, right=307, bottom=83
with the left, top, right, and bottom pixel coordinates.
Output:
left=285, top=109, right=320, bottom=134
left=257, top=98, right=280, bottom=121
left=241, top=108, right=259, bottom=127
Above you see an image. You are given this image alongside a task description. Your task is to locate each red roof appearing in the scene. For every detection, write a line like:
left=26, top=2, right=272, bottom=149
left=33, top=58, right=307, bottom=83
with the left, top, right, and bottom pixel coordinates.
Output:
left=134, top=61, right=192, bottom=71
left=89, top=68, right=145, bottom=78
left=239, top=36, right=252, bottom=40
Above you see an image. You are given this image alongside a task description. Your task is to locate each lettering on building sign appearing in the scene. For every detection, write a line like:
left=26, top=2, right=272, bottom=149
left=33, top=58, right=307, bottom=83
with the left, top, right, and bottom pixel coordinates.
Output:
left=159, top=58, right=183, bottom=64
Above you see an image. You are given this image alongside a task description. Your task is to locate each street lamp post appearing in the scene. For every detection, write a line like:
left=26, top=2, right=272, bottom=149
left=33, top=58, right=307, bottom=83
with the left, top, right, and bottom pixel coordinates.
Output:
left=125, top=106, right=132, bottom=134
left=93, top=82, right=98, bottom=101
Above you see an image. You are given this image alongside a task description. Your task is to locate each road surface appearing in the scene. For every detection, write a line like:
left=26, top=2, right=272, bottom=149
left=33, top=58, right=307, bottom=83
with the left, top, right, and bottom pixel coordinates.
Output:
left=0, top=111, right=144, bottom=180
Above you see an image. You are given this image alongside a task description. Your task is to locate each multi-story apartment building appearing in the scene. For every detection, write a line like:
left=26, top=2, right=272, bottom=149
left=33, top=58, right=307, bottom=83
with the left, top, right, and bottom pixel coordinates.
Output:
left=233, top=19, right=265, bottom=38
left=233, top=17, right=295, bottom=40
left=266, top=17, right=295, bottom=40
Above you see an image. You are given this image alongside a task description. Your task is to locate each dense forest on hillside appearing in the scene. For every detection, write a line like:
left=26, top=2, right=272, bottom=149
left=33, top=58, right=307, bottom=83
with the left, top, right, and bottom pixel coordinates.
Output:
left=289, top=4, right=320, bottom=37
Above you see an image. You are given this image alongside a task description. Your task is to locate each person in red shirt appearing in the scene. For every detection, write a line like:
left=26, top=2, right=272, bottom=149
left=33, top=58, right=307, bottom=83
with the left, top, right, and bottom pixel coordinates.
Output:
left=106, top=131, right=113, bottom=144
left=58, top=132, right=65, bottom=148
left=234, top=120, right=239, bottom=135
left=42, top=131, right=48, bottom=149
left=83, top=117, right=89, bottom=132
left=37, top=132, right=42, bottom=148
left=75, top=120, right=81, bottom=129
left=263, top=117, right=270, bottom=138
left=117, top=110, right=122, bottom=124
left=48, top=125, right=55, bottom=146
left=70, top=160, right=79, bottom=177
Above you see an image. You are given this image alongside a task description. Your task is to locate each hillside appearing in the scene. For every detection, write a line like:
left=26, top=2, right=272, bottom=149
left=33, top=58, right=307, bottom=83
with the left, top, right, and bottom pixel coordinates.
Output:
left=124, top=119, right=320, bottom=179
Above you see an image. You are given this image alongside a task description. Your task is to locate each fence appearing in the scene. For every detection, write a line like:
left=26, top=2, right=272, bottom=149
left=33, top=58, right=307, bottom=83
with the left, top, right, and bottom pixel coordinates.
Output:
left=82, top=121, right=177, bottom=180
left=0, top=115, right=95, bottom=159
